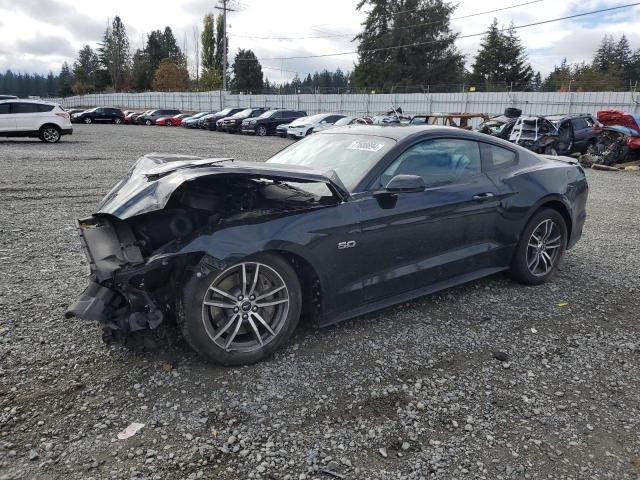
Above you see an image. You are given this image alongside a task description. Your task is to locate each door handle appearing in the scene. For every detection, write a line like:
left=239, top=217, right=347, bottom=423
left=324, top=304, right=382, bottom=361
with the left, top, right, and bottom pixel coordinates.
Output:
left=472, top=192, right=495, bottom=201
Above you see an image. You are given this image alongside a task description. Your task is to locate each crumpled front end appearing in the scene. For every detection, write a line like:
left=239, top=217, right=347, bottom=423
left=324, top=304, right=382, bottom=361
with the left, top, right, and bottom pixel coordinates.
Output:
left=66, top=215, right=173, bottom=341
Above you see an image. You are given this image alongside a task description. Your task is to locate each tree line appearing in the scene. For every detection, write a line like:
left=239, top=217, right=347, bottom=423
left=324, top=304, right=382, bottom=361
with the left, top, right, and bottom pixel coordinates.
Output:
left=3, top=1, right=640, bottom=97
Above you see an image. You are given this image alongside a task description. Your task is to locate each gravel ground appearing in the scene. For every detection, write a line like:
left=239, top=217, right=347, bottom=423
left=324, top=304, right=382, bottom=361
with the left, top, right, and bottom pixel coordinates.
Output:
left=1, top=124, right=639, bottom=480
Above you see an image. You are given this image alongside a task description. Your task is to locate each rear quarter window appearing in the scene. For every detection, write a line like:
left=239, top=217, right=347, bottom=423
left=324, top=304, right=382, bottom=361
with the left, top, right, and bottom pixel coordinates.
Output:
left=485, top=144, right=517, bottom=170
left=37, top=104, right=54, bottom=112
left=0, top=103, right=10, bottom=114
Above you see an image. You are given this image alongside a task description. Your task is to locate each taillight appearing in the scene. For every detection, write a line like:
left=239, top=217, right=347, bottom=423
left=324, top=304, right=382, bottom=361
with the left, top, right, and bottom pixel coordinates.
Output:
left=55, top=112, right=69, bottom=119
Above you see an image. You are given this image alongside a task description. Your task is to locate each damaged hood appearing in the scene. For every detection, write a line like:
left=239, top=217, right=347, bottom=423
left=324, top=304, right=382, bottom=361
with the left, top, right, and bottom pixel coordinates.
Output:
left=96, top=153, right=350, bottom=219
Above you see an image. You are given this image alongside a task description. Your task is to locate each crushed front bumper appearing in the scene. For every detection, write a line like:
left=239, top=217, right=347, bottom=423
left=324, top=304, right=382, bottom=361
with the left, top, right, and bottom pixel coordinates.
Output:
left=66, top=216, right=168, bottom=338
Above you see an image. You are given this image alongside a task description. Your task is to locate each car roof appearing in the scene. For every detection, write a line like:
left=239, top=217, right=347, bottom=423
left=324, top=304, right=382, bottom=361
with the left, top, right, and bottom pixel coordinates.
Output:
left=317, top=124, right=490, bottom=140
left=0, top=98, right=58, bottom=106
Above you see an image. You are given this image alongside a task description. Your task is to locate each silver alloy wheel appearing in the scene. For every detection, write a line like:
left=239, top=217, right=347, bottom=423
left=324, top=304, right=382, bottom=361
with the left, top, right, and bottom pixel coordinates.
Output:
left=114, top=117, right=122, bottom=124
left=201, top=262, right=290, bottom=352
left=165, top=120, right=172, bottom=126
left=84, top=117, right=91, bottom=124
left=527, top=219, right=562, bottom=276
left=257, top=125, right=267, bottom=136
left=145, top=119, right=152, bottom=125
left=42, top=127, right=60, bottom=143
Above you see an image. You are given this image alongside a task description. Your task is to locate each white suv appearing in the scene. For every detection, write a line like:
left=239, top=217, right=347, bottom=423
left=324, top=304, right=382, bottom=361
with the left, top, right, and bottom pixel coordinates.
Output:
left=0, top=99, right=73, bottom=143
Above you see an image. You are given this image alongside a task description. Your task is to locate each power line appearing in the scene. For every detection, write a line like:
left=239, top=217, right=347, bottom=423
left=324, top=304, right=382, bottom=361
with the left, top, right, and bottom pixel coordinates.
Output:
left=229, top=0, right=543, bottom=41
left=248, top=2, right=640, bottom=61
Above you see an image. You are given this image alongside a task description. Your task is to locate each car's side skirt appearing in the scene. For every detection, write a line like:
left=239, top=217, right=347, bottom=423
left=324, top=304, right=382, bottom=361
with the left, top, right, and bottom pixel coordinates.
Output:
left=318, top=266, right=507, bottom=327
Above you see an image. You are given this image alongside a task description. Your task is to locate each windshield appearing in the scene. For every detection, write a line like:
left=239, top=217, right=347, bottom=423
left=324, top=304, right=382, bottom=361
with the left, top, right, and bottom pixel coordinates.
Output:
left=267, top=133, right=395, bottom=191
left=216, top=108, right=234, bottom=116
left=232, top=109, right=252, bottom=118
left=258, top=110, right=277, bottom=118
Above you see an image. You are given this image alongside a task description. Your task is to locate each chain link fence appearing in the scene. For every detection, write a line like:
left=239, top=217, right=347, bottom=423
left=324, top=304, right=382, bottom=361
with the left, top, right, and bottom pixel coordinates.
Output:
left=45, top=90, right=640, bottom=117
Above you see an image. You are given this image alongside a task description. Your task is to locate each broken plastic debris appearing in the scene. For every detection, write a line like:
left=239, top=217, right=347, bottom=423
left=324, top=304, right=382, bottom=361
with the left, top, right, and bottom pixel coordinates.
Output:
left=117, top=422, right=145, bottom=440
left=530, top=328, right=538, bottom=334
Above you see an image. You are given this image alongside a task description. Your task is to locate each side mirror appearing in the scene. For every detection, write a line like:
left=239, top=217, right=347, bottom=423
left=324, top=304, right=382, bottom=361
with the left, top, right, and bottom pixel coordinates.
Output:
left=375, top=174, right=426, bottom=196
left=320, top=120, right=327, bottom=124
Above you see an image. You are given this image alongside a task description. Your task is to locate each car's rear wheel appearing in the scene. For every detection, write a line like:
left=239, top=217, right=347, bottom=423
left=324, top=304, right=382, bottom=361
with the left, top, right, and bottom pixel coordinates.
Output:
left=510, top=208, right=567, bottom=285
left=256, top=125, right=267, bottom=136
left=165, top=120, right=172, bottom=126
left=180, top=254, right=302, bottom=365
left=113, top=117, right=122, bottom=125
left=83, top=117, right=92, bottom=124
left=40, top=125, right=61, bottom=143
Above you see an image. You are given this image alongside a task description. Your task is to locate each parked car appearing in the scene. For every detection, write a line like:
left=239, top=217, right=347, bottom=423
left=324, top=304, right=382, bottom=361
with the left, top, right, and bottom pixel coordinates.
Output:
left=220, top=108, right=269, bottom=133
left=155, top=113, right=190, bottom=127
left=66, top=125, right=588, bottom=365
left=241, top=109, right=306, bottom=136
left=136, top=109, right=182, bottom=125
left=202, top=107, right=244, bottom=130
left=71, top=107, right=125, bottom=124
left=0, top=99, right=72, bottom=143
left=313, top=115, right=356, bottom=132
left=182, top=112, right=212, bottom=128
left=276, top=123, right=290, bottom=138
left=509, top=116, right=560, bottom=155
left=545, top=113, right=596, bottom=154
left=65, top=108, right=85, bottom=116
left=0, top=95, right=18, bottom=100
left=410, top=113, right=489, bottom=129
left=125, top=111, right=148, bottom=124
left=286, top=113, right=346, bottom=139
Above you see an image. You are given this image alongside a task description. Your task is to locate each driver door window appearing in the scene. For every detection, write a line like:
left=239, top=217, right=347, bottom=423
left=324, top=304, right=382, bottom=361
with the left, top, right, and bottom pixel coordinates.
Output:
left=380, top=138, right=482, bottom=188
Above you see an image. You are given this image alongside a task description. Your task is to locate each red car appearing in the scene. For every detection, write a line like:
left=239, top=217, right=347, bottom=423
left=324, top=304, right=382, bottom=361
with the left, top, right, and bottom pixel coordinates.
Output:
left=155, top=114, right=190, bottom=127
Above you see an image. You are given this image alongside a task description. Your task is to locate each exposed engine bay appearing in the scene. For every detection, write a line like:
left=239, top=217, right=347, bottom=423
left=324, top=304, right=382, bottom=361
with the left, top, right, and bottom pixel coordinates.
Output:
left=129, top=176, right=335, bottom=255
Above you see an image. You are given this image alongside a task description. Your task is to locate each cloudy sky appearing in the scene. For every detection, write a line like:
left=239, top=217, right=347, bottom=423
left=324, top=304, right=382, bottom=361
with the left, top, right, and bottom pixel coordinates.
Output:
left=1, top=0, right=639, bottom=83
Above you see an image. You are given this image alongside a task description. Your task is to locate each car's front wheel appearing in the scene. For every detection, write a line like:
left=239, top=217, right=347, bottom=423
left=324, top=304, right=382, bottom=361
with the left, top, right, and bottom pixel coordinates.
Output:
left=40, top=125, right=61, bottom=143
left=165, top=120, right=172, bottom=126
left=145, top=119, right=152, bottom=126
left=83, top=117, right=92, bottom=124
left=180, top=254, right=302, bottom=365
left=510, top=208, right=567, bottom=285
left=256, top=125, right=267, bottom=136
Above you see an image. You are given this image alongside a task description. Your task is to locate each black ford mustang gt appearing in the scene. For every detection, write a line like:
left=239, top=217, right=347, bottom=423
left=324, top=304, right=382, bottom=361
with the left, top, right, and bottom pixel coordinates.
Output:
left=67, top=125, right=588, bottom=365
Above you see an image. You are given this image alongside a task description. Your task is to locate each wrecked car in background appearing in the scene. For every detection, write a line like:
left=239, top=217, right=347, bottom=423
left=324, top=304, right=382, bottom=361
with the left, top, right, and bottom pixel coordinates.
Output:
left=509, top=116, right=560, bottom=155
left=476, top=108, right=522, bottom=139
left=67, top=126, right=588, bottom=366
left=545, top=114, right=597, bottom=155
left=583, top=109, right=640, bottom=166
left=410, top=112, right=488, bottom=129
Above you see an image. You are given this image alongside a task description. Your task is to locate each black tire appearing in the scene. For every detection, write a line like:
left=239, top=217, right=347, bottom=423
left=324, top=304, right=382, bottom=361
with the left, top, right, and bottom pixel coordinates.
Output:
left=305, top=128, right=314, bottom=136
left=165, top=120, right=172, bottom=126
left=39, top=125, right=61, bottom=143
left=113, top=117, right=122, bottom=125
left=145, top=119, right=152, bottom=126
left=256, top=125, right=268, bottom=137
left=544, top=145, right=559, bottom=156
left=179, top=253, right=302, bottom=365
left=83, top=117, right=92, bottom=124
left=504, top=107, right=522, bottom=118
left=510, top=208, right=567, bottom=285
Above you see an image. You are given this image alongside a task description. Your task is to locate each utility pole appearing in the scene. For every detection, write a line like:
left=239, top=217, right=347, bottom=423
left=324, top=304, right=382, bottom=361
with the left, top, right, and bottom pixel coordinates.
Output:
left=215, top=0, right=234, bottom=91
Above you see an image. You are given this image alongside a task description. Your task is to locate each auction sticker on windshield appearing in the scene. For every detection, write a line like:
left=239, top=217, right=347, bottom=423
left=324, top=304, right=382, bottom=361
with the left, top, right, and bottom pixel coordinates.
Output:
left=347, top=140, right=386, bottom=152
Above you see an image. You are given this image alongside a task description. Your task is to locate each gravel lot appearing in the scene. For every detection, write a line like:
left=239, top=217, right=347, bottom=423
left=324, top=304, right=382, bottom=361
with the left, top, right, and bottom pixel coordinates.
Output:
left=1, top=124, right=639, bottom=480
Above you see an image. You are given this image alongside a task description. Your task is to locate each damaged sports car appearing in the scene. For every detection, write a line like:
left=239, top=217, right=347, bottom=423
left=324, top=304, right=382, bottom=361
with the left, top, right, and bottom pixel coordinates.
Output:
left=67, top=125, right=588, bottom=365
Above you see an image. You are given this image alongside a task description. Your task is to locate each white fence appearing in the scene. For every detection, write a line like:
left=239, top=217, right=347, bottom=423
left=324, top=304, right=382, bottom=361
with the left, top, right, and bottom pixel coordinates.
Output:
left=46, top=90, right=640, bottom=117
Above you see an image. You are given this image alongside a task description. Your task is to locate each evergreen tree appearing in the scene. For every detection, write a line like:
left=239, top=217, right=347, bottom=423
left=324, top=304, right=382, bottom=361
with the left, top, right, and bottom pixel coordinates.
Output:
left=231, top=49, right=263, bottom=92
left=593, top=35, right=616, bottom=72
left=614, top=34, right=632, bottom=80
left=354, top=0, right=464, bottom=90
left=470, top=19, right=533, bottom=90
left=73, top=45, right=101, bottom=93
left=58, top=62, right=74, bottom=96
left=99, top=16, right=130, bottom=90
left=131, top=49, right=152, bottom=91
left=201, top=14, right=216, bottom=71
